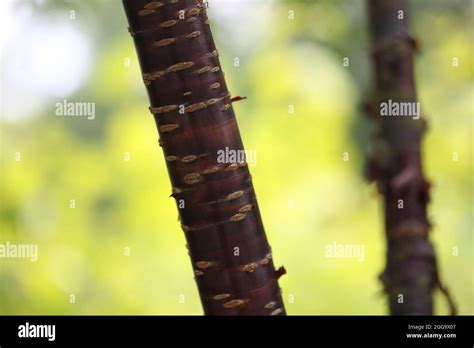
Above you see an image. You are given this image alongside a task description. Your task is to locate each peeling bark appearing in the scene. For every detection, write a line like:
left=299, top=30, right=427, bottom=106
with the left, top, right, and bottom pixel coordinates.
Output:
left=122, top=0, right=285, bottom=315
left=365, top=0, right=455, bottom=315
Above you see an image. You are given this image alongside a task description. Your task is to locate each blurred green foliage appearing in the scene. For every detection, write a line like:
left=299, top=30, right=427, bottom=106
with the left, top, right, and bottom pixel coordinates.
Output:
left=0, top=0, right=472, bottom=314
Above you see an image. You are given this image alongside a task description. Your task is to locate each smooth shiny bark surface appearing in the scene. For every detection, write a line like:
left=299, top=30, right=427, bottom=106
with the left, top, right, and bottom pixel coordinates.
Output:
left=122, top=0, right=285, bottom=315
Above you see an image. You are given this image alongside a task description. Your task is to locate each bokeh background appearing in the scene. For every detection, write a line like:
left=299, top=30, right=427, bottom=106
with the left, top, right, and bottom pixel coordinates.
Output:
left=0, top=0, right=472, bottom=315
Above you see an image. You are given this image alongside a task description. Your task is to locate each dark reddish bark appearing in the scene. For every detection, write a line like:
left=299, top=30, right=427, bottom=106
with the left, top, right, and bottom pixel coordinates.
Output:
left=365, top=0, right=455, bottom=315
left=122, top=0, right=285, bottom=315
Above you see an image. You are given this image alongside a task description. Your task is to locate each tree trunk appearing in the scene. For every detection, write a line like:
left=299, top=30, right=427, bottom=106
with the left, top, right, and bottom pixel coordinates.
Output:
left=365, top=0, right=455, bottom=315
left=122, top=0, right=285, bottom=315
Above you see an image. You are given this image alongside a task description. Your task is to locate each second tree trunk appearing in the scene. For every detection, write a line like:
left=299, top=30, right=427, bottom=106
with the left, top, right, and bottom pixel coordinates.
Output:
left=366, top=0, right=441, bottom=315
